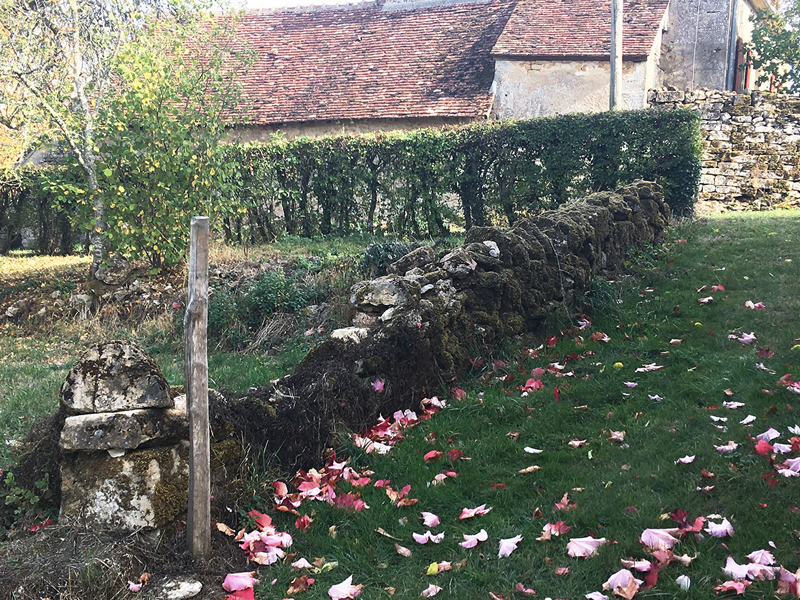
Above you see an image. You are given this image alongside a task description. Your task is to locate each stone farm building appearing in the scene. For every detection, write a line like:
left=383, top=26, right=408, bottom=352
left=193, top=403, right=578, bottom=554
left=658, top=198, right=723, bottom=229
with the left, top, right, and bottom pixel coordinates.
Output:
left=229, top=0, right=771, bottom=141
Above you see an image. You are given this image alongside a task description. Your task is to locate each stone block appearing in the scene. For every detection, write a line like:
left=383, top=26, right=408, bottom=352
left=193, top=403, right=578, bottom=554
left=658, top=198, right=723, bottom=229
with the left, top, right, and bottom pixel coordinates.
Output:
left=60, top=402, right=187, bottom=451
left=60, top=341, right=172, bottom=414
left=388, top=246, right=436, bottom=275
left=656, top=90, right=685, bottom=103
left=60, top=444, right=189, bottom=530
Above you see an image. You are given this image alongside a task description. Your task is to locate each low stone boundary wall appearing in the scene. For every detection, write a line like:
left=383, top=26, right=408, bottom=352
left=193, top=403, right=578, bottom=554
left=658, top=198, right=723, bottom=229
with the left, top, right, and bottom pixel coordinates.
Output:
left=649, top=88, right=800, bottom=211
left=229, top=181, right=670, bottom=469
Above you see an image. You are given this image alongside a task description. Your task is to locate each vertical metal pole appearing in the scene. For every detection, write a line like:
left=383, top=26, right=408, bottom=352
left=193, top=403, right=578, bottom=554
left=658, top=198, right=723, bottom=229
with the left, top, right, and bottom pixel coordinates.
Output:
left=185, top=216, right=210, bottom=560
left=610, top=0, right=624, bottom=110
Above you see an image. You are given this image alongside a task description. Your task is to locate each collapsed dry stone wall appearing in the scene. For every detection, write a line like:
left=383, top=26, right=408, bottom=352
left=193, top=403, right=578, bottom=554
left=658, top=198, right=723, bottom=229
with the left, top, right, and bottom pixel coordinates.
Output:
left=231, top=181, right=670, bottom=469
left=649, top=88, right=800, bottom=211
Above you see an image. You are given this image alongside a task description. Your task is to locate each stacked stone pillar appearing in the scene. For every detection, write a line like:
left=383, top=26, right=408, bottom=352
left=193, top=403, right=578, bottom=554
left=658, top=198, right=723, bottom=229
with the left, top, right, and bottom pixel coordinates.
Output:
left=58, top=341, right=190, bottom=530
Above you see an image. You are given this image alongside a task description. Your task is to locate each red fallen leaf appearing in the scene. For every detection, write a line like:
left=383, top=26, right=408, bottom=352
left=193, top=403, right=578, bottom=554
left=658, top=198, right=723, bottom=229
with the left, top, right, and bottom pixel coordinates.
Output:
left=701, top=469, right=716, bottom=479
left=491, top=483, right=507, bottom=489
left=227, top=588, right=255, bottom=600
left=790, top=437, right=800, bottom=451
left=29, top=518, right=53, bottom=532
left=791, top=506, right=800, bottom=514
left=624, top=506, right=637, bottom=514
left=555, top=493, right=576, bottom=511
left=756, top=348, right=775, bottom=358
left=643, top=561, right=661, bottom=590
left=755, top=440, right=774, bottom=455
left=759, top=503, right=767, bottom=508
left=554, top=386, right=561, bottom=402
left=554, top=567, right=570, bottom=575
left=446, top=448, right=463, bottom=461
left=766, top=404, right=778, bottom=415
left=295, top=515, right=312, bottom=530
left=423, top=450, right=443, bottom=462
left=333, top=492, right=368, bottom=512
left=548, top=336, right=558, bottom=348
left=273, top=481, right=289, bottom=496
left=488, top=594, right=506, bottom=600
left=714, top=580, right=750, bottom=594
left=589, top=331, right=610, bottom=342
left=246, top=510, right=272, bottom=531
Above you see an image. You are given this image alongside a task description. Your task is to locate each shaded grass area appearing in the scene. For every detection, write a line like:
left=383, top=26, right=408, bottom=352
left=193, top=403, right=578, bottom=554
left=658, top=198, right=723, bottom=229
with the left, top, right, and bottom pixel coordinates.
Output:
left=222, top=211, right=800, bottom=600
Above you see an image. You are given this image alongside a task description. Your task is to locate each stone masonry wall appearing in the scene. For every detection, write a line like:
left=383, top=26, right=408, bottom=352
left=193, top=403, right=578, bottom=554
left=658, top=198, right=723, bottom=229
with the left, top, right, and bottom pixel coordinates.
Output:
left=649, top=88, right=800, bottom=211
left=228, top=182, right=670, bottom=470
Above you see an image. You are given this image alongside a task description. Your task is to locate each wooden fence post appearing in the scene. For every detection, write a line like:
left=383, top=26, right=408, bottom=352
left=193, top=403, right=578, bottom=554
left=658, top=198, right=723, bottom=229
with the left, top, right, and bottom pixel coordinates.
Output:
left=185, top=216, right=210, bottom=560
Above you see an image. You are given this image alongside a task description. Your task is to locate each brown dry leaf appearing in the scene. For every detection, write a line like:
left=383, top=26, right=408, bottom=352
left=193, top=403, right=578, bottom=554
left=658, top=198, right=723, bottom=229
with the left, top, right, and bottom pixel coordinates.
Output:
left=723, top=389, right=734, bottom=396
left=614, top=579, right=640, bottom=600
left=216, top=522, right=236, bottom=536
left=532, top=507, right=543, bottom=520
left=518, top=465, right=541, bottom=474
left=377, top=527, right=399, bottom=540
left=287, top=575, right=315, bottom=594
left=384, top=587, right=396, bottom=595
left=701, top=468, right=716, bottom=479
left=621, top=464, right=631, bottom=471
left=329, top=525, right=337, bottom=538
left=506, top=431, right=520, bottom=441
left=312, top=557, right=327, bottom=568
left=137, top=573, right=151, bottom=586
left=452, top=558, right=468, bottom=570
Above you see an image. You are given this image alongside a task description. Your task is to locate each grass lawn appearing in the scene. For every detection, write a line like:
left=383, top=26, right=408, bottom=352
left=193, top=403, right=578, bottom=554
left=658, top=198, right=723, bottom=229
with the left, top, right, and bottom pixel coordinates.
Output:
left=0, top=213, right=798, bottom=599
left=215, top=212, right=800, bottom=600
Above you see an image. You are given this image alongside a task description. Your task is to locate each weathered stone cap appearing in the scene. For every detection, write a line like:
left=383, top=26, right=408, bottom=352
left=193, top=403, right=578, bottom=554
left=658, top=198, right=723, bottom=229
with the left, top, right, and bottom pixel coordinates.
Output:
left=60, top=340, right=172, bottom=414
left=60, top=399, right=188, bottom=452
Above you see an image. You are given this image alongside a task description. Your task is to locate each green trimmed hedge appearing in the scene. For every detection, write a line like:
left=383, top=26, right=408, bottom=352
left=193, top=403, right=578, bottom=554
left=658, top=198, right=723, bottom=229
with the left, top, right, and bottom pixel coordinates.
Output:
left=226, top=109, right=701, bottom=242
left=3, top=109, right=701, bottom=255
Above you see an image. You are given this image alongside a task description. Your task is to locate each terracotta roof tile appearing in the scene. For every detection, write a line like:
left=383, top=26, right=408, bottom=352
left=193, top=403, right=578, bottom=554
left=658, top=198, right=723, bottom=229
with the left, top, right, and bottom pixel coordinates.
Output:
left=492, top=0, right=669, bottom=60
left=231, top=0, right=516, bottom=125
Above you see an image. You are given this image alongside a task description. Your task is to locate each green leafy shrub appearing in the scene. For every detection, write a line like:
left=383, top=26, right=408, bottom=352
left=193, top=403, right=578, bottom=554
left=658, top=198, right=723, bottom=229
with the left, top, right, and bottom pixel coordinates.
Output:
left=359, top=241, right=417, bottom=277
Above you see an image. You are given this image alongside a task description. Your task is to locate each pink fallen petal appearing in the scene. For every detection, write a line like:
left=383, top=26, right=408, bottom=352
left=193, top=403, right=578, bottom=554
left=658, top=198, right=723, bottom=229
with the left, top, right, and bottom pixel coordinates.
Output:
left=774, top=443, right=793, bottom=454
left=724, top=401, right=745, bottom=409
left=747, top=562, right=777, bottom=580
left=292, top=558, right=313, bottom=569
left=460, top=529, right=488, bottom=548
left=698, top=296, right=714, bottom=304
left=724, top=557, right=750, bottom=580
left=413, top=530, right=444, bottom=544
left=635, top=363, right=664, bottom=372
left=620, top=559, right=652, bottom=572
left=395, top=543, right=413, bottom=557
left=328, top=576, right=363, bottom=599
left=128, top=581, right=143, bottom=592
left=223, top=572, right=260, bottom=592
left=602, top=569, right=643, bottom=593
left=498, top=534, right=523, bottom=557
left=757, top=428, right=781, bottom=442
left=784, top=456, right=800, bottom=472
left=740, top=414, right=757, bottom=425
left=623, top=382, right=638, bottom=388
left=459, top=504, right=492, bottom=519
left=640, top=528, right=681, bottom=550
left=420, top=584, right=442, bottom=597
left=715, top=441, right=739, bottom=453
left=706, top=518, right=734, bottom=538
left=371, top=379, right=385, bottom=393
left=585, top=593, right=608, bottom=600
left=676, top=455, right=695, bottom=464
left=514, top=583, right=536, bottom=595
left=421, top=512, right=440, bottom=528
left=566, top=536, right=606, bottom=558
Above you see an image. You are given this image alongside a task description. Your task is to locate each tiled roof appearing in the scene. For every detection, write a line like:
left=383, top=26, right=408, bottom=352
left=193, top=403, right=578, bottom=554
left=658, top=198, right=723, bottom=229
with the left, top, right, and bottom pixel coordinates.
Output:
left=231, top=0, right=516, bottom=125
left=492, top=0, right=669, bottom=60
